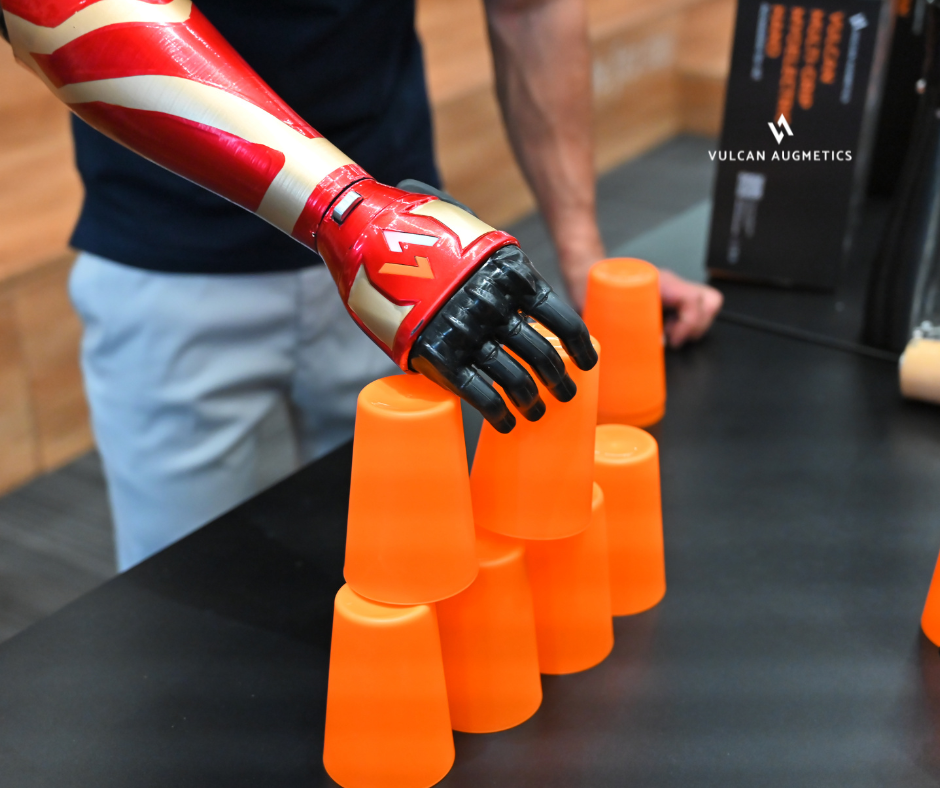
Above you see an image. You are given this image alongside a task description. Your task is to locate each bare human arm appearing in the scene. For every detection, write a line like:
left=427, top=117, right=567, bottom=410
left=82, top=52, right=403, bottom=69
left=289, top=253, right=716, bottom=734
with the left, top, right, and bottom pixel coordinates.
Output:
left=484, top=0, right=722, bottom=344
left=485, top=0, right=603, bottom=309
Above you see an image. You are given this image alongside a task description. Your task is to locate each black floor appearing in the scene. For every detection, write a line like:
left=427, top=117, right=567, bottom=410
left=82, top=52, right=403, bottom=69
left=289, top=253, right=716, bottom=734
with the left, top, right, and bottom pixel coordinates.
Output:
left=0, top=134, right=718, bottom=643
left=0, top=453, right=114, bottom=641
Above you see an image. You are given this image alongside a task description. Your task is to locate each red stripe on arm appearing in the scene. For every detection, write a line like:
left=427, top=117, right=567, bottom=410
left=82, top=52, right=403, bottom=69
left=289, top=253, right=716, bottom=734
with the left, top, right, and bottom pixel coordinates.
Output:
left=2, top=0, right=174, bottom=27
left=76, top=102, right=286, bottom=212
left=31, top=9, right=319, bottom=139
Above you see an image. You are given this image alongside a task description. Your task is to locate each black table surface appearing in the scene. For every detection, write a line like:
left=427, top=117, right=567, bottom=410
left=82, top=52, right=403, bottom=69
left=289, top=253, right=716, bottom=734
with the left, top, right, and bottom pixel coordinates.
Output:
left=3, top=319, right=940, bottom=788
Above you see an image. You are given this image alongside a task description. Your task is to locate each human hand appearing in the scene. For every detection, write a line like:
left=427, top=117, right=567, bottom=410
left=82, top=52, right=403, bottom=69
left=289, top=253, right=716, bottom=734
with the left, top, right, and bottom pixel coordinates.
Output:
left=658, top=268, right=723, bottom=348
left=559, top=245, right=723, bottom=349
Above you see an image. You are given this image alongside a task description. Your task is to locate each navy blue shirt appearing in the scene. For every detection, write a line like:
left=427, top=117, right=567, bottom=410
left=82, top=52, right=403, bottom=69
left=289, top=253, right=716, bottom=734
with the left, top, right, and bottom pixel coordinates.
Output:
left=70, top=0, right=440, bottom=274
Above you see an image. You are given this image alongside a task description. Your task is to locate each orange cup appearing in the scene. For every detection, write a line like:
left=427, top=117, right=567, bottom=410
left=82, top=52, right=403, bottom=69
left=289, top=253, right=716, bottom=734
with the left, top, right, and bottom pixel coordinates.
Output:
left=323, top=584, right=454, bottom=788
left=524, top=483, right=614, bottom=674
left=345, top=374, right=477, bottom=605
left=437, top=529, right=542, bottom=733
left=594, top=423, right=666, bottom=615
left=470, top=332, right=599, bottom=540
left=583, top=258, right=665, bottom=426
left=922, top=550, right=940, bottom=646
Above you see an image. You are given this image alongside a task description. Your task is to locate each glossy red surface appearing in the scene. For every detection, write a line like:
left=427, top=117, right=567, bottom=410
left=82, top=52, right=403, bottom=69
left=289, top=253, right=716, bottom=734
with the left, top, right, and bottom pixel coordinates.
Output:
left=316, top=180, right=516, bottom=366
left=77, top=102, right=286, bottom=212
left=30, top=8, right=317, bottom=137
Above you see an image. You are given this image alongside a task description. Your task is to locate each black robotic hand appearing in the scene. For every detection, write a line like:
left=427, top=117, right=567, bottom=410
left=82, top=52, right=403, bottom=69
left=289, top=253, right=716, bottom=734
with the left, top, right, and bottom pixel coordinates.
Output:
left=397, top=180, right=598, bottom=433
left=408, top=244, right=599, bottom=433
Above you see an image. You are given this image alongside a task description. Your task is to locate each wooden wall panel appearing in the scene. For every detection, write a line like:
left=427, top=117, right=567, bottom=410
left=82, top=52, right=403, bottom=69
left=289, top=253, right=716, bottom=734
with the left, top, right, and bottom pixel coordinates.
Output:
left=588, top=0, right=700, bottom=38
left=0, top=51, right=88, bottom=487
left=0, top=53, right=82, bottom=284
left=591, top=16, right=683, bottom=173
left=0, top=296, right=38, bottom=494
left=676, top=0, right=737, bottom=78
left=677, top=0, right=736, bottom=136
left=433, top=89, right=533, bottom=228
left=417, top=0, right=492, bottom=105
left=12, top=258, right=91, bottom=472
left=680, top=73, right=728, bottom=136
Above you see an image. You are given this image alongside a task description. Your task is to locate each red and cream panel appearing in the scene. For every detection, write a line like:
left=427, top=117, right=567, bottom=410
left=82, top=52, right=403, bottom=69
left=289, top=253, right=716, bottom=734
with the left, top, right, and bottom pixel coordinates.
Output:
left=0, top=0, right=518, bottom=367
left=0, top=0, right=358, bottom=239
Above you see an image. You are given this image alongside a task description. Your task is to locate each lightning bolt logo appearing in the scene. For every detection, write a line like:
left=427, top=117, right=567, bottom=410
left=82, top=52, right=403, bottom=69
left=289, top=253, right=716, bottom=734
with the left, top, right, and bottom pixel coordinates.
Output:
left=768, top=114, right=794, bottom=144
left=379, top=256, right=434, bottom=279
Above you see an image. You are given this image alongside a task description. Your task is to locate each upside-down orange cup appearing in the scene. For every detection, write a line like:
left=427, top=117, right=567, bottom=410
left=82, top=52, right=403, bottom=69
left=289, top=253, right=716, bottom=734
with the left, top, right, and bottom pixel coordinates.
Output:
left=470, top=331, right=599, bottom=540
left=345, top=374, right=477, bottom=605
left=583, top=258, right=665, bottom=426
left=594, top=423, right=666, bottom=615
left=524, top=483, right=614, bottom=675
left=436, top=529, right=542, bottom=733
left=323, top=585, right=454, bottom=788
left=922, top=549, right=940, bottom=646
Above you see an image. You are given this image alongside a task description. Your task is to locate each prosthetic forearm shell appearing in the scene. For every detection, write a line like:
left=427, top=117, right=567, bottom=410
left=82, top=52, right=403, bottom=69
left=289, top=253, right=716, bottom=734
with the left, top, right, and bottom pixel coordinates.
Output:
left=1, top=0, right=516, bottom=368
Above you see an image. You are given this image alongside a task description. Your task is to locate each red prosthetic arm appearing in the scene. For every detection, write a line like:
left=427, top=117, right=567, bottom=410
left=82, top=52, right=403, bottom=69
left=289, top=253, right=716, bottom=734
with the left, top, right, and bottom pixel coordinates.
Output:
left=1, top=0, right=597, bottom=431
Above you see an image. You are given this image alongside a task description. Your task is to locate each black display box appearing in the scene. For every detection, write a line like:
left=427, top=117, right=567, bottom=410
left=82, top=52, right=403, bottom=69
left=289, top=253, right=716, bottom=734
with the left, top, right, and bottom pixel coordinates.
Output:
left=707, top=0, right=893, bottom=289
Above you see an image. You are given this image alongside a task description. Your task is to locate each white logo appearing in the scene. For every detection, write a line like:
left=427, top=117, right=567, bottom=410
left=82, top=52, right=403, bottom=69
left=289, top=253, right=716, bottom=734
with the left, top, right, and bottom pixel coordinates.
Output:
left=383, top=230, right=439, bottom=253
left=767, top=114, right=794, bottom=145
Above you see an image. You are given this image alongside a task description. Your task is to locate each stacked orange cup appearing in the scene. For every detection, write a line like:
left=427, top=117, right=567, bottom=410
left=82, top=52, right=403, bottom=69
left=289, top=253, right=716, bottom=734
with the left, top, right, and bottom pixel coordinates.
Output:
left=436, top=528, right=543, bottom=733
left=472, top=328, right=615, bottom=677
left=922, top=551, right=940, bottom=646
left=344, top=374, right=477, bottom=605
left=471, top=330, right=600, bottom=541
left=525, top=483, right=614, bottom=673
left=324, top=586, right=454, bottom=788
left=594, top=423, right=666, bottom=615
left=324, top=373, right=480, bottom=788
left=583, top=258, right=665, bottom=427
